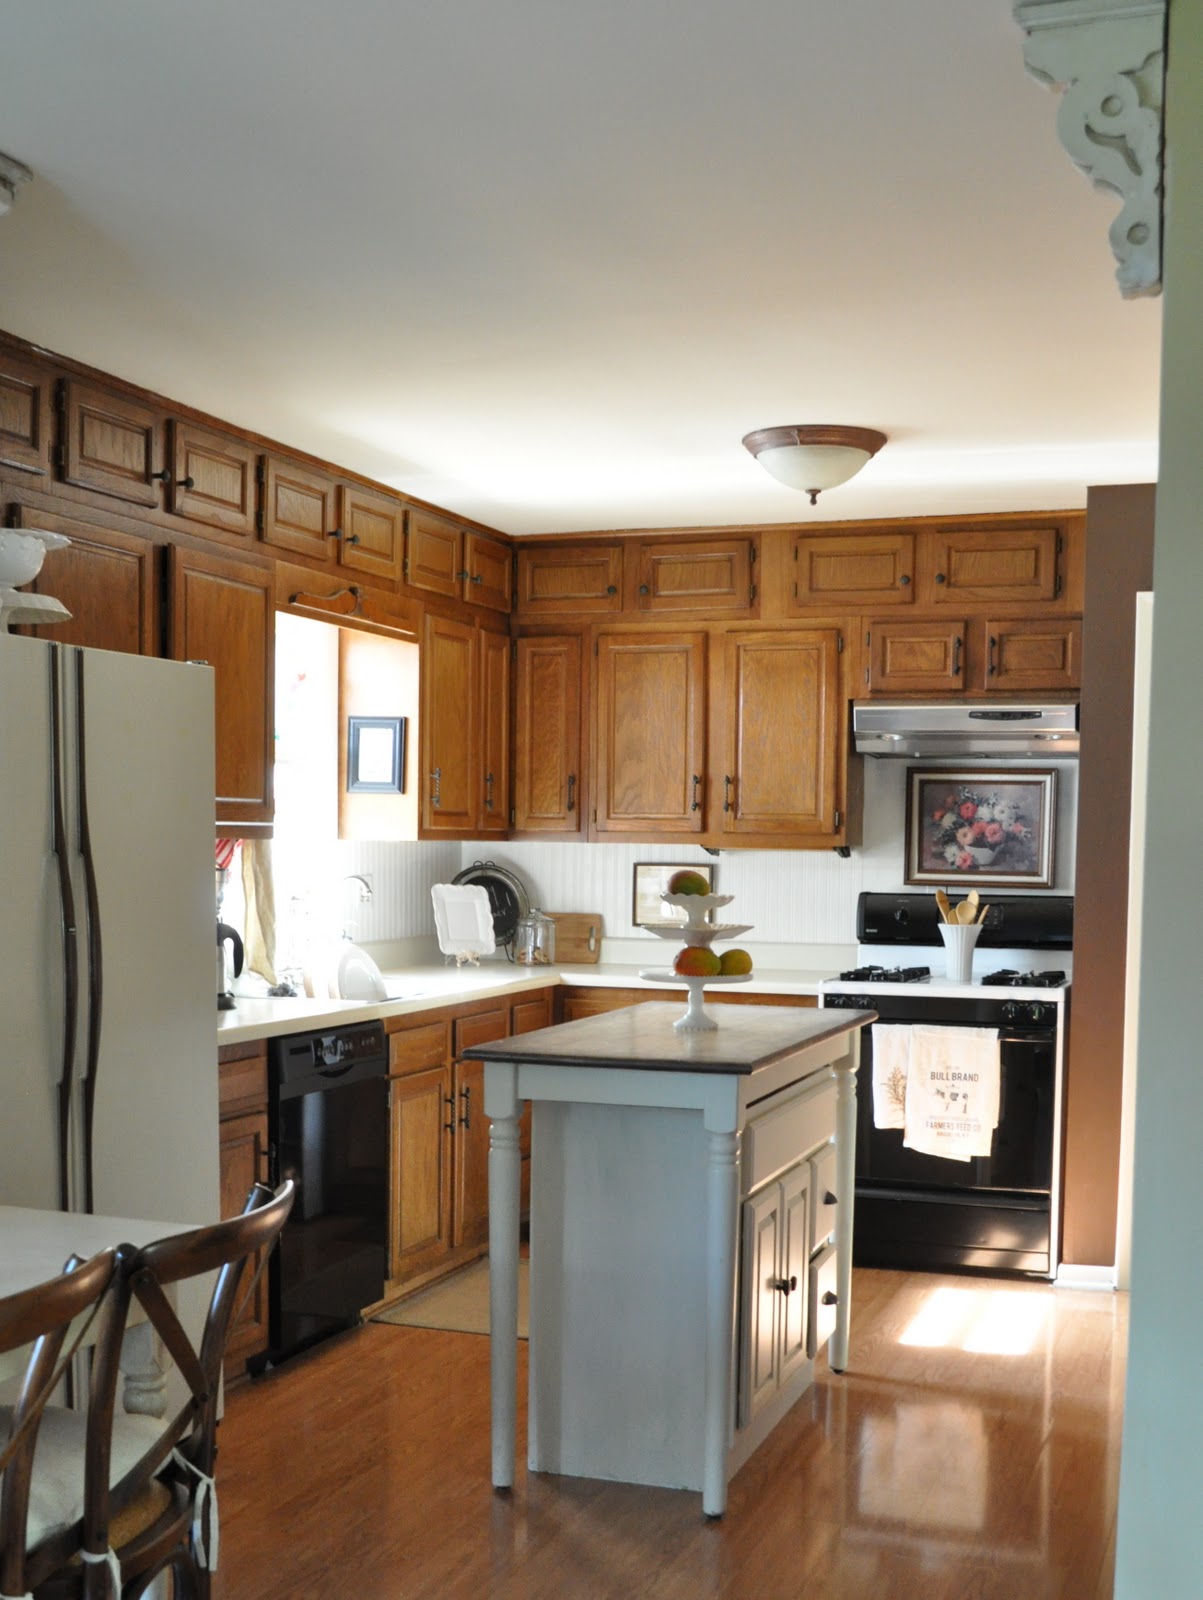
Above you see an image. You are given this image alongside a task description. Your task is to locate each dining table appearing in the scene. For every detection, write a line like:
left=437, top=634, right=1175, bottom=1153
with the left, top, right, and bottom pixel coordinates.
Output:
left=0, top=1204, right=195, bottom=1415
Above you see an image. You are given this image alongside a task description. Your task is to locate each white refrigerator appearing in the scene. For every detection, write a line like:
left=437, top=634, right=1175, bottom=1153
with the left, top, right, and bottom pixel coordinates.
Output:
left=0, top=632, right=219, bottom=1230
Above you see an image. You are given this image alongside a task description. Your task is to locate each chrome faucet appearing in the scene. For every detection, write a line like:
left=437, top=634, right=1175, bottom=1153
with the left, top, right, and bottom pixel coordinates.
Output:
left=342, top=874, right=373, bottom=904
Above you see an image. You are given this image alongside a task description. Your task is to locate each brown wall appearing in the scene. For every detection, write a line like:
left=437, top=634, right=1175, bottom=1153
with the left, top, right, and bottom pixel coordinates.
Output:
left=1060, top=483, right=1156, bottom=1266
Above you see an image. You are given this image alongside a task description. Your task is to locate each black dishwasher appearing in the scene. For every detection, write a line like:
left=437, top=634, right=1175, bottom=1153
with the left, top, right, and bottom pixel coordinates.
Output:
left=266, top=1021, right=388, bottom=1366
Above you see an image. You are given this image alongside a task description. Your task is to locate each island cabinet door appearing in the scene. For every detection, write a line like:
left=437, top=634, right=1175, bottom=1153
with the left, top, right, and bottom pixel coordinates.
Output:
left=593, top=631, right=707, bottom=834
left=388, top=1064, right=453, bottom=1283
left=738, top=1165, right=811, bottom=1428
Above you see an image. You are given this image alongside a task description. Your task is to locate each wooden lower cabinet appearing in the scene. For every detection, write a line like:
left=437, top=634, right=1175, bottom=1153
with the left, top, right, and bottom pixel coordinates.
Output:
left=386, top=991, right=554, bottom=1296
left=218, top=1043, right=270, bottom=1380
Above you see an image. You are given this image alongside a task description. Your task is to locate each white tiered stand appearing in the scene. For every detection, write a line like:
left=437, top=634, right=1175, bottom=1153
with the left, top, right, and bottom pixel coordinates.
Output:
left=639, top=891, right=753, bottom=1031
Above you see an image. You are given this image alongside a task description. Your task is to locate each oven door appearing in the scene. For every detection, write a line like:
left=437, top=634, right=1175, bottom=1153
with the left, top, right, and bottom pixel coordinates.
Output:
left=854, top=1024, right=1056, bottom=1277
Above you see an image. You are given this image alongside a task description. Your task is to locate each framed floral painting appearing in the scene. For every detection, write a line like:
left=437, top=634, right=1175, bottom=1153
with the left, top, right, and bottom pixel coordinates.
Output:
left=904, top=768, right=1057, bottom=888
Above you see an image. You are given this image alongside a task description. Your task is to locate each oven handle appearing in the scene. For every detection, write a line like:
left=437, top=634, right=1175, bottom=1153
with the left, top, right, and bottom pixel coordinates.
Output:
left=997, top=1032, right=1056, bottom=1045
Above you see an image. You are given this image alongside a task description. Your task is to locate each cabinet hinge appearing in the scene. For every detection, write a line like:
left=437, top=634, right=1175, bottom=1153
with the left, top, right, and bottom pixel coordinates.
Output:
left=749, top=545, right=757, bottom=565
left=1055, top=572, right=1063, bottom=597
left=836, top=634, right=844, bottom=653
left=53, top=442, right=66, bottom=468
left=509, top=806, right=516, bottom=826
left=749, top=583, right=757, bottom=602
left=1057, top=533, right=1064, bottom=553
left=865, top=630, right=870, bottom=646
left=592, top=807, right=597, bottom=823
left=864, top=667, right=870, bottom=684
left=255, top=508, right=264, bottom=534
left=403, top=556, right=410, bottom=577
left=793, top=581, right=798, bottom=599
left=594, top=639, right=599, bottom=656
left=834, top=809, right=842, bottom=830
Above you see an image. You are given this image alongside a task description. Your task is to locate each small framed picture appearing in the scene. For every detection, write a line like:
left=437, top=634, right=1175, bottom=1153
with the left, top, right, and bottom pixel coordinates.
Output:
left=631, top=861, right=715, bottom=927
left=905, top=767, right=1057, bottom=888
left=347, top=716, right=405, bottom=794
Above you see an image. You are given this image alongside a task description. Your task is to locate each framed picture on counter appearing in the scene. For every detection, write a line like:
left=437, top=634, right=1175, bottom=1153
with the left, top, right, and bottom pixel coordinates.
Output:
left=632, top=861, right=715, bottom=927
left=905, top=767, right=1056, bottom=888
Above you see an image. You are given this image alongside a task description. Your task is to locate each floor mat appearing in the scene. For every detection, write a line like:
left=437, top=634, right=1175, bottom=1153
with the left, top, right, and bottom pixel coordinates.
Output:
left=373, top=1257, right=528, bottom=1337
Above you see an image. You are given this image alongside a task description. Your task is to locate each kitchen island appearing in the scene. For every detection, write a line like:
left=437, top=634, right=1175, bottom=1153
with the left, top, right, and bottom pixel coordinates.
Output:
left=465, top=1002, right=874, bottom=1517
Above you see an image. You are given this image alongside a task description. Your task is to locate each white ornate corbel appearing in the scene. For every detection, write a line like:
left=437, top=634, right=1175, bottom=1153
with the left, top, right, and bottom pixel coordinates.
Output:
left=1014, top=0, right=1167, bottom=297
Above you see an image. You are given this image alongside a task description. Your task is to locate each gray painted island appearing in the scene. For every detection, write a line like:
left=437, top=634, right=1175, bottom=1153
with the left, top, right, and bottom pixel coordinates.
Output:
left=464, top=1001, right=875, bottom=1516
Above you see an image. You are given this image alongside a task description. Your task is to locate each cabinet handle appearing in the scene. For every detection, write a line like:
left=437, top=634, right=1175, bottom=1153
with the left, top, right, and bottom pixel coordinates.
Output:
left=457, top=568, right=470, bottom=580
left=606, top=584, right=618, bottom=595
left=639, top=583, right=650, bottom=596
left=431, top=767, right=441, bottom=808
left=444, top=1093, right=456, bottom=1134
left=952, top=636, right=963, bottom=676
left=770, top=1276, right=798, bottom=1296
left=470, top=572, right=482, bottom=584
left=823, top=1190, right=837, bottom=1206
left=988, top=635, right=997, bottom=676
left=691, top=774, right=702, bottom=812
left=459, top=1085, right=471, bottom=1129
left=822, top=1290, right=838, bottom=1307
left=935, top=572, right=947, bottom=584
left=899, top=573, right=910, bottom=586
left=345, top=532, right=360, bottom=546
left=723, top=774, right=734, bottom=813
left=566, top=773, right=576, bottom=812
left=177, top=474, right=195, bottom=491
left=485, top=771, right=495, bottom=809
left=150, top=468, right=172, bottom=485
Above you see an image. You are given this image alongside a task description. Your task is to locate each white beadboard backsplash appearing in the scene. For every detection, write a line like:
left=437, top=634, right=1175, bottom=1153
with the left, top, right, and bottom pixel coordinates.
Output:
left=326, top=758, right=1077, bottom=948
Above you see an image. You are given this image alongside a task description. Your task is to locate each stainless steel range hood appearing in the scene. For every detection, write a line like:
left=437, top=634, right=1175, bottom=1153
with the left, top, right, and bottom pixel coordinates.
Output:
left=853, top=700, right=1079, bottom=758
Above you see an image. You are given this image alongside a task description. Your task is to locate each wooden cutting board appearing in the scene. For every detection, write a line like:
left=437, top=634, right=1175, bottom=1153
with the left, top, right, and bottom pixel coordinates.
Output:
left=547, top=911, right=604, bottom=964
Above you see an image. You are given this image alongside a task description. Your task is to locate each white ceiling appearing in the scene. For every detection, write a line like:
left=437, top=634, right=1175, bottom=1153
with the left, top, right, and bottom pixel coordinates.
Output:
left=0, top=1, right=1161, bottom=536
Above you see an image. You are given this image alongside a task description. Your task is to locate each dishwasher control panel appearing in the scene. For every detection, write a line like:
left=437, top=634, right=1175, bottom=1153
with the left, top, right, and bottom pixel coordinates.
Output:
left=270, top=1020, right=387, bottom=1084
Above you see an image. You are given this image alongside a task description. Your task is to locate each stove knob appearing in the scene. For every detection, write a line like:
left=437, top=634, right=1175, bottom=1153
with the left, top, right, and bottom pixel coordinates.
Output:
left=1002, top=1001, right=1019, bottom=1023
left=1028, top=1002, right=1045, bottom=1024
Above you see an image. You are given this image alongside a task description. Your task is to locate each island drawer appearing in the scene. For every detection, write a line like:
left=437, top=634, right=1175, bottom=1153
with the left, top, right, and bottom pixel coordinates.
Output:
left=743, top=1077, right=837, bottom=1194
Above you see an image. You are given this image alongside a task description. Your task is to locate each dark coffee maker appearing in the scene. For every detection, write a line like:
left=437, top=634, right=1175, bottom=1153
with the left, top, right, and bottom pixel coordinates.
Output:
left=217, top=921, right=244, bottom=1010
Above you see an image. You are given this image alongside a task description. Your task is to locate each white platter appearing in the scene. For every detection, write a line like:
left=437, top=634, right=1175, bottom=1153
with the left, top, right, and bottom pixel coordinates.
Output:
left=431, top=882, right=496, bottom=961
left=642, top=922, right=753, bottom=947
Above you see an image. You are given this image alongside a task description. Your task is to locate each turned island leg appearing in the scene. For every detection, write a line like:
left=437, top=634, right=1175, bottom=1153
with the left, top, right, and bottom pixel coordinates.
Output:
left=829, top=1045, right=860, bottom=1375
left=485, top=1063, right=522, bottom=1491
left=702, top=1124, right=741, bottom=1518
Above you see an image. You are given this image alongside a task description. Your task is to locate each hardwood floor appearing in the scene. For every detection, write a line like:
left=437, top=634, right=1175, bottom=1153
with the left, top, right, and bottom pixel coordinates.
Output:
left=213, top=1268, right=1127, bottom=1599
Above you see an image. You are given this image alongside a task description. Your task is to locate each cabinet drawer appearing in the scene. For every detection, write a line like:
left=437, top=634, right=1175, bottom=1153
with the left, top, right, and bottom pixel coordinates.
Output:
left=808, top=1243, right=839, bottom=1359
left=218, top=1051, right=268, bottom=1113
left=454, top=1006, right=510, bottom=1057
left=743, top=1077, right=836, bottom=1194
left=809, top=1142, right=838, bottom=1254
left=389, top=1021, right=449, bottom=1074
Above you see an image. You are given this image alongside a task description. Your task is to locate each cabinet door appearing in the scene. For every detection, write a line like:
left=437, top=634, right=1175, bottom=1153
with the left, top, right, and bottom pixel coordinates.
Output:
left=261, top=455, right=338, bottom=560
left=465, top=531, right=513, bottom=612
left=792, top=531, right=915, bottom=607
left=407, top=508, right=463, bottom=599
left=168, top=546, right=274, bottom=827
left=719, top=629, right=841, bottom=839
left=738, top=1185, right=782, bottom=1427
left=778, top=1165, right=810, bottom=1386
left=338, top=482, right=405, bottom=581
left=0, top=347, right=53, bottom=475
left=170, top=420, right=258, bottom=539
left=866, top=618, right=967, bottom=694
left=59, top=380, right=166, bottom=507
left=10, top=505, right=157, bottom=655
left=635, top=538, right=753, bottom=612
left=452, top=1006, right=510, bottom=1250
left=594, top=631, right=707, bottom=834
left=479, top=629, right=511, bottom=833
left=220, top=1108, right=270, bottom=1368
left=984, top=617, right=1081, bottom=692
left=515, top=544, right=623, bottom=615
left=420, top=612, right=478, bottom=834
left=513, top=634, right=582, bottom=835
left=389, top=1065, right=454, bottom=1282
left=920, top=524, right=1062, bottom=606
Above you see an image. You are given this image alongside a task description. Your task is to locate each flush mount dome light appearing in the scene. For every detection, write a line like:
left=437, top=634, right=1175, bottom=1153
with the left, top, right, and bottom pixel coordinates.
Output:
left=742, top=424, right=887, bottom=505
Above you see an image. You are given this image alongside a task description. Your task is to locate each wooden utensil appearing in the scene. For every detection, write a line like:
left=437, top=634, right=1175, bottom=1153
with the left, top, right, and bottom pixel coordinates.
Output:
left=977, top=903, right=990, bottom=924
left=965, top=889, right=980, bottom=919
left=935, top=889, right=952, bottom=924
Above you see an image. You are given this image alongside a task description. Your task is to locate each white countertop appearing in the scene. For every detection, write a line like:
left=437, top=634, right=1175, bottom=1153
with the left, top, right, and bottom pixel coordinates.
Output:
left=216, top=961, right=836, bottom=1045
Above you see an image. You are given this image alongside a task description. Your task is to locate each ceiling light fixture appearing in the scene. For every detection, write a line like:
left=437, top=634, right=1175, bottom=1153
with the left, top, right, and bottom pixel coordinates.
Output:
left=742, top=424, right=888, bottom=505
left=0, top=152, right=33, bottom=217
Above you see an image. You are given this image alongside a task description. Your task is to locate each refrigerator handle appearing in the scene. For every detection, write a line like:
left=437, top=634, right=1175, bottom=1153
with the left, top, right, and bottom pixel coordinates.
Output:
left=76, top=650, right=103, bottom=1216
left=49, top=645, right=79, bottom=1214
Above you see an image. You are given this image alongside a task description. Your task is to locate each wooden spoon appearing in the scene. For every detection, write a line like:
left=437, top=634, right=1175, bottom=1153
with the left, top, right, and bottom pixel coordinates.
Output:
left=935, top=888, right=952, bottom=923
left=977, top=902, right=990, bottom=924
left=957, top=899, right=976, bottom=924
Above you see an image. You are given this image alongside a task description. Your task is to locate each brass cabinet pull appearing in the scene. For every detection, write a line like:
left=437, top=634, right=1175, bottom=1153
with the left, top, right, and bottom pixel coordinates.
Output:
left=459, top=1086, right=471, bottom=1129
left=952, top=635, right=963, bottom=676
left=691, top=774, right=702, bottom=812
left=723, top=774, right=734, bottom=813
left=444, top=1093, right=456, bottom=1134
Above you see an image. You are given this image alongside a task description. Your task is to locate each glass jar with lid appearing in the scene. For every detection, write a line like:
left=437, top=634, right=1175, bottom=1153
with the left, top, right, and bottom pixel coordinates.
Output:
left=514, top=907, right=556, bottom=966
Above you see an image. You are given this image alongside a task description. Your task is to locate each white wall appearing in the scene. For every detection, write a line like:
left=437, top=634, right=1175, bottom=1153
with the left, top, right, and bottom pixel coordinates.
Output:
left=1114, top=1, right=1203, bottom=1590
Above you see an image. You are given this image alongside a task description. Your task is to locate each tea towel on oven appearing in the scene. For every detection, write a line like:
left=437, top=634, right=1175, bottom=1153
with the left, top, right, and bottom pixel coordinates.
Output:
left=871, top=1023, right=912, bottom=1129
left=903, top=1025, right=1001, bottom=1161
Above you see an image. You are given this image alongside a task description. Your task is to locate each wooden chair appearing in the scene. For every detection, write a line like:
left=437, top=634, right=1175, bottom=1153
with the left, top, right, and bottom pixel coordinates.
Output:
left=0, top=1246, right=120, bottom=1600
left=10, top=1180, right=294, bottom=1600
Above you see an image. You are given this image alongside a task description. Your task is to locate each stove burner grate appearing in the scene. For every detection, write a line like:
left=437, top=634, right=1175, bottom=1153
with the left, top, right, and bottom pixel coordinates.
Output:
left=837, top=965, right=932, bottom=984
left=981, top=969, right=1068, bottom=988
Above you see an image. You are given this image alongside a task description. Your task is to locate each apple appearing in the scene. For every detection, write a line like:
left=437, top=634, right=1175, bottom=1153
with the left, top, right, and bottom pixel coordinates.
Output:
left=667, top=869, right=710, bottom=896
left=674, top=945, right=721, bottom=977
left=719, top=948, right=752, bottom=975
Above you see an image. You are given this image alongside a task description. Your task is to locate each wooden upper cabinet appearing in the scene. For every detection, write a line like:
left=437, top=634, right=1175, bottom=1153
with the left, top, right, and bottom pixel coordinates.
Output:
left=515, top=543, right=623, bottom=616
left=594, top=631, right=707, bottom=835
left=634, top=538, right=755, bottom=613
left=866, top=618, right=967, bottom=694
left=169, top=421, right=257, bottom=539
left=919, top=523, right=1062, bottom=606
left=167, top=545, right=274, bottom=828
left=792, top=531, right=915, bottom=608
left=406, top=510, right=511, bottom=611
left=259, top=454, right=338, bottom=560
left=420, top=611, right=478, bottom=834
left=10, top=504, right=157, bottom=656
left=512, top=634, right=582, bottom=835
left=0, top=348, right=53, bottom=475
left=718, top=629, right=842, bottom=840
left=339, top=483, right=404, bottom=581
left=984, top=617, right=1082, bottom=692
left=58, top=380, right=167, bottom=507
left=478, top=628, right=511, bottom=834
